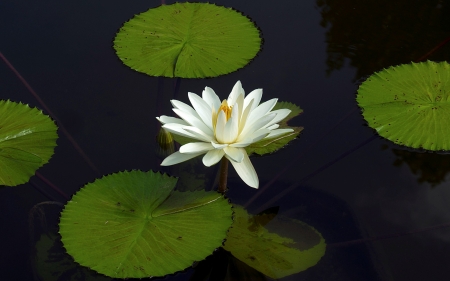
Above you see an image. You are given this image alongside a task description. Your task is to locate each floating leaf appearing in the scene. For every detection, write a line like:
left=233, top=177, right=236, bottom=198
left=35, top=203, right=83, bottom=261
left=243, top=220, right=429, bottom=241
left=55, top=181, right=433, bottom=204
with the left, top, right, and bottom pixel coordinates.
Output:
left=357, top=61, right=450, bottom=151
left=245, top=101, right=303, bottom=156
left=114, top=2, right=262, bottom=78
left=59, top=170, right=232, bottom=278
left=223, top=206, right=326, bottom=279
left=0, top=100, right=58, bottom=186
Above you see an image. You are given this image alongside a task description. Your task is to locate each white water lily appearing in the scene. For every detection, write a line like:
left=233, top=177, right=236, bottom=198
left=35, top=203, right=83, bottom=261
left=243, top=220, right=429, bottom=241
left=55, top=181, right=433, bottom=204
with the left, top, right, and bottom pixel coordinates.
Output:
left=157, top=81, right=293, bottom=188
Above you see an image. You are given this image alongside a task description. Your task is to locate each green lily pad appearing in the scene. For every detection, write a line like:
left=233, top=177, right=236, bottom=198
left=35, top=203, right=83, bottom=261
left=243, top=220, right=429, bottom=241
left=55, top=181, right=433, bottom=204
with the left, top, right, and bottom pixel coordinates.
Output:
left=245, top=101, right=303, bottom=156
left=59, top=170, right=232, bottom=278
left=114, top=2, right=262, bottom=78
left=0, top=100, right=58, bottom=186
left=223, top=206, right=326, bottom=279
left=357, top=61, right=450, bottom=151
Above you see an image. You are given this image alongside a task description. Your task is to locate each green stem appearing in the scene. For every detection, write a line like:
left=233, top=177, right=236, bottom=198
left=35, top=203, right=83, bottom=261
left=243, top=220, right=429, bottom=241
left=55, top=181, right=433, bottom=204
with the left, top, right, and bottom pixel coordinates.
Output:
left=218, top=157, right=228, bottom=193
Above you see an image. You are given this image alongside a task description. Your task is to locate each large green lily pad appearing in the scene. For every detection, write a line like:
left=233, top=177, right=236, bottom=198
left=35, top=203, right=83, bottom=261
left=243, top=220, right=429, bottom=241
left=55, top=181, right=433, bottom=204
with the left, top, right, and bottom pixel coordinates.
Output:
left=59, top=170, right=232, bottom=278
left=114, top=2, right=262, bottom=78
left=0, top=100, right=58, bottom=186
left=357, top=61, right=450, bottom=151
left=223, top=206, right=326, bottom=279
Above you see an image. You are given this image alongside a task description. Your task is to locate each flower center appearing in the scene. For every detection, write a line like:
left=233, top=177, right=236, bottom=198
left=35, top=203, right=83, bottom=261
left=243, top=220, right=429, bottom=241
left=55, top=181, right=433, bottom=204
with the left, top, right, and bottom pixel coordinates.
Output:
left=212, top=100, right=233, bottom=136
left=218, top=100, right=232, bottom=121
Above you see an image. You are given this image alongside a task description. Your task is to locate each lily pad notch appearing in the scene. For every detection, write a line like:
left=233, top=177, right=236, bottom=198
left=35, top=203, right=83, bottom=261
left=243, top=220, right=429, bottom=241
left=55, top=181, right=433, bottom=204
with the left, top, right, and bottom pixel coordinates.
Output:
left=357, top=61, right=450, bottom=151
left=114, top=2, right=263, bottom=78
left=59, top=170, right=233, bottom=278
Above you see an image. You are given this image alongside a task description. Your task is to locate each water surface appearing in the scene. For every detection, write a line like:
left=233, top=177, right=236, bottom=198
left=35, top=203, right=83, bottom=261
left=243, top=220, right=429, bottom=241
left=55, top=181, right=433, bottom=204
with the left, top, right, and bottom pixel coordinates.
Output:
left=1, top=0, right=450, bottom=280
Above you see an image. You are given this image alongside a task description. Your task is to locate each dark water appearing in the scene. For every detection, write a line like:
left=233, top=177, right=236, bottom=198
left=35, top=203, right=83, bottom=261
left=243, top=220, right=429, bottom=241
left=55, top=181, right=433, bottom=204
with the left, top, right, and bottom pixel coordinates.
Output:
left=2, top=0, right=450, bottom=280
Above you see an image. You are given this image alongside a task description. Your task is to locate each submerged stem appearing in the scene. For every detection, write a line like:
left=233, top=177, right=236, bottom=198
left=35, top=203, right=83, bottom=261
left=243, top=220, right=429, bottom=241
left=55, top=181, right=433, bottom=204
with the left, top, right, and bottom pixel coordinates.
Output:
left=218, top=157, right=229, bottom=194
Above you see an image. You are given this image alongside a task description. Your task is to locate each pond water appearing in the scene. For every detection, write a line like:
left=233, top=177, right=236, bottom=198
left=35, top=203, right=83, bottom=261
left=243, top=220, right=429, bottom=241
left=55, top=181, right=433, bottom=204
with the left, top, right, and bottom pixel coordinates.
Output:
left=2, top=0, right=450, bottom=280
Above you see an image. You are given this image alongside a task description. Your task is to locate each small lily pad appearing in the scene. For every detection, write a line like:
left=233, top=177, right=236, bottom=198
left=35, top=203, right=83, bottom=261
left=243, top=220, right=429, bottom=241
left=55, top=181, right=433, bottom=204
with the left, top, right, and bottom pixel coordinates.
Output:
left=0, top=100, right=58, bottom=186
left=114, top=2, right=262, bottom=78
left=223, top=206, right=326, bottom=279
left=245, top=101, right=303, bottom=156
left=357, top=61, right=450, bottom=151
left=59, top=170, right=233, bottom=278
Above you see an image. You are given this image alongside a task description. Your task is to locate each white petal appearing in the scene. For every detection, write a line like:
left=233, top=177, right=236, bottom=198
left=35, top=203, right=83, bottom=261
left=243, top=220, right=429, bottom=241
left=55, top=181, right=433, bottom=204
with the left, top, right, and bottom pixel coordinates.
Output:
left=230, top=138, right=253, bottom=147
left=227, top=81, right=244, bottom=106
left=249, top=128, right=271, bottom=142
left=202, top=149, right=225, bottom=166
left=171, top=99, right=198, bottom=116
left=247, top=98, right=278, bottom=126
left=224, top=146, right=244, bottom=163
left=215, top=111, right=227, bottom=143
left=162, top=123, right=196, bottom=139
left=238, top=113, right=276, bottom=142
left=221, top=104, right=239, bottom=143
left=156, top=117, right=164, bottom=125
left=235, top=93, right=244, bottom=123
left=156, top=115, right=188, bottom=125
left=173, top=108, right=213, bottom=136
left=183, top=126, right=215, bottom=142
left=161, top=151, right=203, bottom=166
left=266, top=124, right=279, bottom=130
left=243, top=89, right=262, bottom=112
left=238, top=98, right=254, bottom=135
left=211, top=141, right=228, bottom=149
left=264, top=109, right=291, bottom=128
left=180, top=142, right=214, bottom=154
left=227, top=151, right=259, bottom=188
left=265, top=128, right=294, bottom=139
left=188, top=92, right=214, bottom=129
left=202, top=87, right=221, bottom=112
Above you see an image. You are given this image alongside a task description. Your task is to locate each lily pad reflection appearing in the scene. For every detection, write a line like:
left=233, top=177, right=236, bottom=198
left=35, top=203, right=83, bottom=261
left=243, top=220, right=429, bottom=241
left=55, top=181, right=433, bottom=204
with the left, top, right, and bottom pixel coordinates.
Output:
left=223, top=206, right=326, bottom=279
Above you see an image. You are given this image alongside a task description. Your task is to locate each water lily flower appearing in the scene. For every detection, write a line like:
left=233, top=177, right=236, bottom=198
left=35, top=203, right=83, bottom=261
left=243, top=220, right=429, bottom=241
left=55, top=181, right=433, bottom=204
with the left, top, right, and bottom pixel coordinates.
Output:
left=157, top=81, right=293, bottom=188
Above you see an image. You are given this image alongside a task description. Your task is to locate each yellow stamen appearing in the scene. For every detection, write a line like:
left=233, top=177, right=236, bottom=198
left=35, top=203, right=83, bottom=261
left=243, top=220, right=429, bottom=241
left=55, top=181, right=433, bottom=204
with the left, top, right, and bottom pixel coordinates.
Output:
left=212, top=100, right=233, bottom=132
left=218, top=100, right=232, bottom=121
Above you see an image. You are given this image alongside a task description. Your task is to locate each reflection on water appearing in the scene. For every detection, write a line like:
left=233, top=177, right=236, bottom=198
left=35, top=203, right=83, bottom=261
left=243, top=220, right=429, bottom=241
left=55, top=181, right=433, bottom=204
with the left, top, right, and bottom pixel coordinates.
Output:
left=317, top=0, right=450, bottom=80
left=223, top=205, right=325, bottom=279
left=392, top=147, right=450, bottom=187
left=190, top=248, right=268, bottom=281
